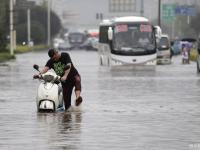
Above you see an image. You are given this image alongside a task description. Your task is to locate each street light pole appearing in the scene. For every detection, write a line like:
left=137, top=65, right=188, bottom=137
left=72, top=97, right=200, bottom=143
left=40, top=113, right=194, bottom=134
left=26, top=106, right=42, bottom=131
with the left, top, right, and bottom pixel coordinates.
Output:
left=27, top=8, right=31, bottom=46
left=187, top=0, right=190, bottom=24
left=140, top=0, right=144, bottom=16
left=10, top=0, right=14, bottom=55
left=47, top=0, right=51, bottom=47
left=158, top=0, right=161, bottom=27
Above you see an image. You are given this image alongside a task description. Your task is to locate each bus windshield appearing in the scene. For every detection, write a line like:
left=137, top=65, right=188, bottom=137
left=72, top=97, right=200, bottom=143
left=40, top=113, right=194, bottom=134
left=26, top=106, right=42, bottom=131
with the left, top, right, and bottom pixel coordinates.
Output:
left=113, top=24, right=156, bottom=53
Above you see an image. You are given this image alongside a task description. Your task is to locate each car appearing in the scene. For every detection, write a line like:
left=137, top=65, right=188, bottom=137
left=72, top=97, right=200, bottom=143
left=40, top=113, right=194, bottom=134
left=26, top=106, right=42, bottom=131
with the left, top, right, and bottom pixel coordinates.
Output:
left=157, top=34, right=171, bottom=65
left=80, top=37, right=98, bottom=51
left=68, top=32, right=87, bottom=49
left=57, top=40, right=72, bottom=50
left=53, top=38, right=64, bottom=49
left=171, top=39, right=181, bottom=55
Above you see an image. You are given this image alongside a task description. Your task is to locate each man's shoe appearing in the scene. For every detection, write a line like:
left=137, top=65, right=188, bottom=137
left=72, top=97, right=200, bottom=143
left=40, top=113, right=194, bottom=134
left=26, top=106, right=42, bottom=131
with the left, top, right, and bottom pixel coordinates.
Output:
left=75, top=96, right=82, bottom=106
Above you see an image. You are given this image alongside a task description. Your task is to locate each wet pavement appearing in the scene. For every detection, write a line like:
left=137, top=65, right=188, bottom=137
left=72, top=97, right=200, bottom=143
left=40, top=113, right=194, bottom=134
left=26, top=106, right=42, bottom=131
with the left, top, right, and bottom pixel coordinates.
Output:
left=0, top=50, right=200, bottom=150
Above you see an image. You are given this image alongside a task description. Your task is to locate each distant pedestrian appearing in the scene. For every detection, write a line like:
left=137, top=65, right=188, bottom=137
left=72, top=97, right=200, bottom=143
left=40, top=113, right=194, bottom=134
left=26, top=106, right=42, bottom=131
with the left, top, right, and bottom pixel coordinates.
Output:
left=182, top=45, right=189, bottom=64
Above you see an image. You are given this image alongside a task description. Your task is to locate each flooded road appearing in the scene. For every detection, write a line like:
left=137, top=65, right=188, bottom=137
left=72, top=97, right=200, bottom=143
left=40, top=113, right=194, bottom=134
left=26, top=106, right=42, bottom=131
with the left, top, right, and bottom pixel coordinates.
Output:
left=0, top=50, right=200, bottom=150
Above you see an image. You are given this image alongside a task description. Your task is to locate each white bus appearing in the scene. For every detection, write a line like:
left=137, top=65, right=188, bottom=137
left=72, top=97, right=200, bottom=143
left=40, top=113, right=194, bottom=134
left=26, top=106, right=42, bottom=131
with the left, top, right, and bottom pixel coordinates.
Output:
left=98, top=16, right=157, bottom=66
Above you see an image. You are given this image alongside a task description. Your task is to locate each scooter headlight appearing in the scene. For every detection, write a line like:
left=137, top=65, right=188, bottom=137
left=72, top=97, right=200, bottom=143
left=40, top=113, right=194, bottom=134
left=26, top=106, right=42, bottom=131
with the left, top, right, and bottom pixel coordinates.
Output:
left=39, top=100, right=54, bottom=110
left=43, top=75, right=54, bottom=82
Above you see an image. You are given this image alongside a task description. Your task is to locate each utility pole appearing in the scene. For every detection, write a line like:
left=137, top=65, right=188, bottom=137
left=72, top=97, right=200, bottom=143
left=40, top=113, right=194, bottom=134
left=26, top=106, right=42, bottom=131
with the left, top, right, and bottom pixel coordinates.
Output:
left=187, top=0, right=190, bottom=24
left=27, top=8, right=31, bottom=46
left=10, top=0, right=14, bottom=55
left=140, top=0, right=144, bottom=16
left=158, top=0, right=161, bottom=27
left=47, top=0, right=51, bottom=47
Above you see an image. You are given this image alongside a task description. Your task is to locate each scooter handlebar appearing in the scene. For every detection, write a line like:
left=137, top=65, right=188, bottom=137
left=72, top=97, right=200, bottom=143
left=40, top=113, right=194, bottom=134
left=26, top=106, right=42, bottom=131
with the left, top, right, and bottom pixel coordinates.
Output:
left=33, top=74, right=63, bottom=84
left=55, top=76, right=61, bottom=81
left=33, top=74, right=42, bottom=79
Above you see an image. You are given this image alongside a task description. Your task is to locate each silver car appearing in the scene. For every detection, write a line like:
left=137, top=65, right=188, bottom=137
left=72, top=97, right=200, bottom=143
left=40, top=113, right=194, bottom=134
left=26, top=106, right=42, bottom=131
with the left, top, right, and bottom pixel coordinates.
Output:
left=157, top=34, right=171, bottom=65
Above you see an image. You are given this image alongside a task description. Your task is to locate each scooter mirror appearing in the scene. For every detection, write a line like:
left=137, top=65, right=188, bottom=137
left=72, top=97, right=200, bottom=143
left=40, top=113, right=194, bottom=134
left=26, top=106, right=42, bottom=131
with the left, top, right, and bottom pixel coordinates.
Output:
left=33, top=64, right=39, bottom=71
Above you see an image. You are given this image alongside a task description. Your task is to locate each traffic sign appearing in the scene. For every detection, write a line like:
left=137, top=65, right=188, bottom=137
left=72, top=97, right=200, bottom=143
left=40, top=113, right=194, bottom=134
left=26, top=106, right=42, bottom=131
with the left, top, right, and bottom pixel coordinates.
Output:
left=175, top=5, right=196, bottom=16
left=162, top=4, right=176, bottom=22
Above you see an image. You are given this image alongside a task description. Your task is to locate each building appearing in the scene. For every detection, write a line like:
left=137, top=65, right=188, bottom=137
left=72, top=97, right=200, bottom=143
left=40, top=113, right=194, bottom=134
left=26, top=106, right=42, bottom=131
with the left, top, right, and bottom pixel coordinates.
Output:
left=29, top=0, right=200, bottom=31
left=51, top=0, right=143, bottom=31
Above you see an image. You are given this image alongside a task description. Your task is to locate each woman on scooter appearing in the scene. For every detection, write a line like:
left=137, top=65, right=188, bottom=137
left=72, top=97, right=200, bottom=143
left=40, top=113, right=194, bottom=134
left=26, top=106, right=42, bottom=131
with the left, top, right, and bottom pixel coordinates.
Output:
left=33, top=49, right=83, bottom=110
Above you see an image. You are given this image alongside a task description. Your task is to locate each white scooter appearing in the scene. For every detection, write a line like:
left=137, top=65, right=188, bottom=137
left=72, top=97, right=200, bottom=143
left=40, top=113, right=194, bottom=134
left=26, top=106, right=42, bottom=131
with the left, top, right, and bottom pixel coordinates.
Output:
left=33, top=64, right=69, bottom=113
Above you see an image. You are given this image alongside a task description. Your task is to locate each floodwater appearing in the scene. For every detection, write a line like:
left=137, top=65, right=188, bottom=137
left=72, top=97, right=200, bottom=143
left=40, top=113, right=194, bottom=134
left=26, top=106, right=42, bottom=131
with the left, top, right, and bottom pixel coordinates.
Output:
left=0, top=50, right=200, bottom=150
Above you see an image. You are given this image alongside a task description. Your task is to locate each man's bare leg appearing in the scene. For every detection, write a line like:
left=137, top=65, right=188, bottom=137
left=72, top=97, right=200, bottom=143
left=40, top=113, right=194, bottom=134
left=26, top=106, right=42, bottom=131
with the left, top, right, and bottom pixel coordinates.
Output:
left=75, top=90, right=82, bottom=106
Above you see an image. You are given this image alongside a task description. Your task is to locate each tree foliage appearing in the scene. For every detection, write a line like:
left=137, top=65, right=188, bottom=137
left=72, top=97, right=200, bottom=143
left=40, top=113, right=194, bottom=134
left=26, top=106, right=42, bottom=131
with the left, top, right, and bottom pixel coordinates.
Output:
left=0, top=0, right=9, bottom=51
left=16, top=21, right=46, bottom=44
left=16, top=3, right=62, bottom=44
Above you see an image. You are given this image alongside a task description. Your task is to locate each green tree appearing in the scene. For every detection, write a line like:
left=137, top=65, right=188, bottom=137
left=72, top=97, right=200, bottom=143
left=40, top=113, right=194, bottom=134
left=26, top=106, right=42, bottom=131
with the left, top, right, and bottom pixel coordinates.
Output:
left=0, top=0, right=9, bottom=51
left=31, top=6, right=62, bottom=40
left=16, top=21, right=45, bottom=44
left=16, top=3, right=62, bottom=44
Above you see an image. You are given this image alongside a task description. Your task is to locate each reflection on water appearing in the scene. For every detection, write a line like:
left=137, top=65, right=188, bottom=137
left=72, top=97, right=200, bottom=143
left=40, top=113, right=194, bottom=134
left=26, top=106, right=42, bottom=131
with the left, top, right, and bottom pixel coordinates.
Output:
left=36, top=112, right=82, bottom=150
left=0, top=52, right=200, bottom=150
left=110, top=66, right=156, bottom=78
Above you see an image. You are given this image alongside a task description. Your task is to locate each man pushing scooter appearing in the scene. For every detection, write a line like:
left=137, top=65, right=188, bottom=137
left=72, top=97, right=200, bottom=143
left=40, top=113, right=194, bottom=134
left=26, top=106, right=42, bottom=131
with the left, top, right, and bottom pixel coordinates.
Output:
left=33, top=49, right=83, bottom=110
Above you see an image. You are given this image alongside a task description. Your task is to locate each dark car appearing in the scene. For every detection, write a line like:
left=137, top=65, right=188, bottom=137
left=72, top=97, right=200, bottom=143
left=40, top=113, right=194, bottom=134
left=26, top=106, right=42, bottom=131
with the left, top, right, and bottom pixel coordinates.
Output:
left=68, top=32, right=87, bottom=49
